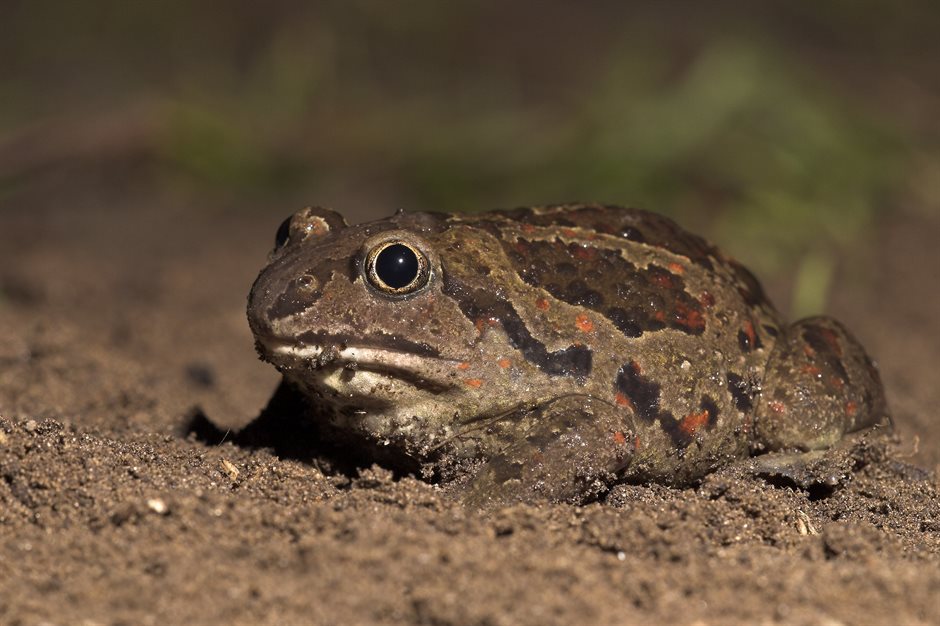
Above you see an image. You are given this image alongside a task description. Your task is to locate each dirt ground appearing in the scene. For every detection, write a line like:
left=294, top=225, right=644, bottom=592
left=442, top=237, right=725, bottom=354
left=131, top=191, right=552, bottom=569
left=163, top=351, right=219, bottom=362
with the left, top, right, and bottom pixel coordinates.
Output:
left=0, top=180, right=938, bottom=625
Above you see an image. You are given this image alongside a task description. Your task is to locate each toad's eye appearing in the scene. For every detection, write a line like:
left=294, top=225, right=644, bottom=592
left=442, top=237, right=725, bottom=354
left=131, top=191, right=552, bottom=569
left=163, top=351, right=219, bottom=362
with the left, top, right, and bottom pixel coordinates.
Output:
left=274, top=216, right=292, bottom=249
left=365, top=241, right=430, bottom=296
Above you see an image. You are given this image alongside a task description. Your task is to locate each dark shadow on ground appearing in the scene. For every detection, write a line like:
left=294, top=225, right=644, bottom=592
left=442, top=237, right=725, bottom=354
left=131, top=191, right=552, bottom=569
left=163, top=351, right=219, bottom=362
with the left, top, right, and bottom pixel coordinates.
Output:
left=183, top=380, right=423, bottom=480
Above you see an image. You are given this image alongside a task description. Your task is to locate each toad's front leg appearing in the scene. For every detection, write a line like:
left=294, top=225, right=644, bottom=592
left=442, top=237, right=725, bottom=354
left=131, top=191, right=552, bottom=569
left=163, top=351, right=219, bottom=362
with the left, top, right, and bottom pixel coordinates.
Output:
left=462, top=396, right=637, bottom=507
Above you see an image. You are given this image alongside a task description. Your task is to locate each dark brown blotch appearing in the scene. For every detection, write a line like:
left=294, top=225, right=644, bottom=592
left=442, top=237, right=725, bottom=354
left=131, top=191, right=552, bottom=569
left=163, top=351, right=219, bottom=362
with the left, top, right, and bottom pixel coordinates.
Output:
left=606, top=308, right=646, bottom=338
left=615, top=361, right=664, bottom=424
left=737, top=321, right=762, bottom=353
left=701, top=397, right=719, bottom=429
left=441, top=267, right=593, bottom=379
left=726, top=372, right=756, bottom=413
left=727, top=258, right=770, bottom=308
left=802, top=323, right=850, bottom=383
left=661, top=396, right=720, bottom=446
left=616, top=362, right=719, bottom=448
left=506, top=238, right=706, bottom=339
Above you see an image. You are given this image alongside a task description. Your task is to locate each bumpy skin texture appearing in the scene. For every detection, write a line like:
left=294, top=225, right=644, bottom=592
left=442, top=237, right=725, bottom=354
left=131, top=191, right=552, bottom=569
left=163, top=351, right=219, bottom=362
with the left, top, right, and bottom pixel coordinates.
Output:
left=247, top=204, right=889, bottom=504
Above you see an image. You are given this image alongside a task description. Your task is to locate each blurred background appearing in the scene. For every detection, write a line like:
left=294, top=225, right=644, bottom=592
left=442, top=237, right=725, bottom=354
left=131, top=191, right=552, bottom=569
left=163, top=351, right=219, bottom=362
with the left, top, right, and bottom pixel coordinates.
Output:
left=3, top=0, right=938, bottom=316
left=1, top=1, right=938, bottom=461
left=2, top=6, right=939, bottom=621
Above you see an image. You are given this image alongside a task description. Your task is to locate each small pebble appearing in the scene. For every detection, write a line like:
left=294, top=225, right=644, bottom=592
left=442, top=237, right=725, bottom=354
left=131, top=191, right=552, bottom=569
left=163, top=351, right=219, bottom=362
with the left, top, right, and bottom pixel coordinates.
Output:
left=147, top=498, right=169, bottom=515
left=796, top=510, right=818, bottom=535
left=24, top=419, right=38, bottom=432
left=221, top=459, right=240, bottom=481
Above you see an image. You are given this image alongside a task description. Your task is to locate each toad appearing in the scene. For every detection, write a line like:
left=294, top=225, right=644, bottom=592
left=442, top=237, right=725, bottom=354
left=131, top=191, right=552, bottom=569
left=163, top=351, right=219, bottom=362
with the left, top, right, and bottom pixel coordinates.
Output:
left=247, top=204, right=889, bottom=504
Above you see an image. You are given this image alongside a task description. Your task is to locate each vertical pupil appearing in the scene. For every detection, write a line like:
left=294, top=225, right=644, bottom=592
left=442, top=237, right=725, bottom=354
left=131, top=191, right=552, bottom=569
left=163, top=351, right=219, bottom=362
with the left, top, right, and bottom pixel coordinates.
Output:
left=375, top=244, right=419, bottom=289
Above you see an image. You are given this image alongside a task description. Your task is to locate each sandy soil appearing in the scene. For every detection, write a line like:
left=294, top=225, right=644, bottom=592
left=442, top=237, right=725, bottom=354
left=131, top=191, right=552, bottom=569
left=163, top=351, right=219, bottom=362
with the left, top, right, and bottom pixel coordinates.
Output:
left=1, top=184, right=937, bottom=625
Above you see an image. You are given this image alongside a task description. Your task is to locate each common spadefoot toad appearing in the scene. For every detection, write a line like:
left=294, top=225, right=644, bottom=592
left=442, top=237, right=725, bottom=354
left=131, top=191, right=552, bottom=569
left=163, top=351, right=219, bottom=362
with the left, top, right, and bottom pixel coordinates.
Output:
left=247, top=204, right=889, bottom=504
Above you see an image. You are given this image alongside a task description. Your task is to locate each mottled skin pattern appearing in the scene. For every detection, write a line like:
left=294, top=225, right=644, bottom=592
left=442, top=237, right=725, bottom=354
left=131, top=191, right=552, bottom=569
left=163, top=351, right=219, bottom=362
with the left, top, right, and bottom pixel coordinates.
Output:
left=247, top=204, right=889, bottom=505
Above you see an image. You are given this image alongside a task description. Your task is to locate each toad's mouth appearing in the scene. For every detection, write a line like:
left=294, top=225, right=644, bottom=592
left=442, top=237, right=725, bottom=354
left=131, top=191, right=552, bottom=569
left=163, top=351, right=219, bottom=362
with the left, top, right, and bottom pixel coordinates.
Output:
left=259, top=337, right=459, bottom=396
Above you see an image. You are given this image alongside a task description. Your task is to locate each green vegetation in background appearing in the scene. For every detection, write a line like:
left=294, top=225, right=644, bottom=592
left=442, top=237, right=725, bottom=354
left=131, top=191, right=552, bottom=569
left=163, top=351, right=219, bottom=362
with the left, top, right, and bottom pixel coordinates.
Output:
left=153, top=33, right=903, bottom=317
left=1, top=1, right=927, bottom=317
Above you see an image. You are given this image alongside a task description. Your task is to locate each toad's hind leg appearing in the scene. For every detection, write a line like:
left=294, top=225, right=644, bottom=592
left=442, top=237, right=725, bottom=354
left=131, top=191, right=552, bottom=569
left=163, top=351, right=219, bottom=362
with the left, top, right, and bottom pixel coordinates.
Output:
left=754, top=316, right=890, bottom=452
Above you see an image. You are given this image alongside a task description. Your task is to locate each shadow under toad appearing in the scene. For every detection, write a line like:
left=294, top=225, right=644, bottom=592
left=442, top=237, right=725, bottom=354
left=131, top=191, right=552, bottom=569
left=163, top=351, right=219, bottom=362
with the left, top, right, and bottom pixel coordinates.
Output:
left=182, top=380, right=422, bottom=479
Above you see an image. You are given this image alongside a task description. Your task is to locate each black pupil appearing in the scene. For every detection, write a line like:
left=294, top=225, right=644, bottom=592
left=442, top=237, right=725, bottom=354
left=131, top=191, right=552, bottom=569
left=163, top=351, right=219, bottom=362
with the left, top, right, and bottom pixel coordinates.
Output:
left=375, top=244, right=419, bottom=289
left=274, top=216, right=291, bottom=248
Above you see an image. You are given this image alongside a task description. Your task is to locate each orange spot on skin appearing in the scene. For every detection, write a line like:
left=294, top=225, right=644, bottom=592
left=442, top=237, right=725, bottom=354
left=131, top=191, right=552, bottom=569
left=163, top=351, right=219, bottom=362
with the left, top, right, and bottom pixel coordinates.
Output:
left=818, top=327, right=844, bottom=356
left=613, top=431, right=627, bottom=446
left=456, top=362, right=471, bottom=371
left=674, top=303, right=705, bottom=332
left=521, top=223, right=536, bottom=234
left=575, top=313, right=594, bottom=333
left=475, top=317, right=498, bottom=333
left=803, top=344, right=816, bottom=358
left=699, top=291, right=716, bottom=308
left=497, top=358, right=511, bottom=369
left=464, top=378, right=484, bottom=388
left=573, top=246, right=597, bottom=261
left=561, top=227, right=578, bottom=238
left=668, top=262, right=685, bottom=275
left=651, top=273, right=674, bottom=288
left=743, top=320, right=757, bottom=348
left=654, top=310, right=666, bottom=322
left=801, top=364, right=822, bottom=377
left=535, top=298, right=550, bottom=311
left=830, top=376, right=845, bottom=390
left=615, top=392, right=635, bottom=410
left=769, top=400, right=787, bottom=415
left=679, top=409, right=710, bottom=436
left=845, top=401, right=858, bottom=417
left=634, top=435, right=641, bottom=450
